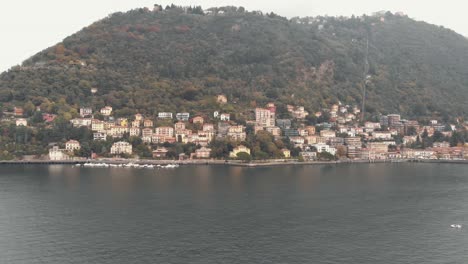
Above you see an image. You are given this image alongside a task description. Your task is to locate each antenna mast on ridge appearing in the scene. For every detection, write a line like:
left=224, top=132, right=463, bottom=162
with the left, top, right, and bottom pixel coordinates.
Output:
left=361, top=34, right=370, bottom=122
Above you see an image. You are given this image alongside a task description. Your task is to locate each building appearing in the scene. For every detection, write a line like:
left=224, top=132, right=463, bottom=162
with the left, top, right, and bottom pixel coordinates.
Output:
left=227, top=125, right=246, bottom=141
left=347, top=146, right=361, bottom=159
left=15, top=118, right=27, bottom=126
left=93, top=132, right=107, bottom=141
left=71, top=118, right=92, bottom=127
left=365, top=122, right=381, bottom=130
left=175, top=122, right=186, bottom=131
left=109, top=126, right=129, bottom=138
left=203, top=123, right=215, bottom=132
left=65, top=140, right=81, bottom=151
left=403, top=136, right=417, bottom=145
left=143, top=119, right=154, bottom=128
left=298, top=128, right=309, bottom=137
left=266, top=126, right=281, bottom=137
left=217, top=94, right=228, bottom=104
left=387, top=114, right=401, bottom=127
left=176, top=112, right=190, bottom=121
left=305, top=126, right=316, bottom=135
left=197, top=131, right=215, bottom=144
left=91, top=120, right=105, bottom=132
left=276, top=119, right=292, bottom=129
left=152, top=147, right=169, bottom=158
left=42, top=113, right=57, bottom=123
left=320, top=130, right=336, bottom=138
left=142, top=128, right=154, bottom=138
left=129, top=127, right=141, bottom=137
left=134, top=113, right=143, bottom=121
left=195, top=147, right=212, bottom=159
left=14, top=107, right=24, bottom=116
left=282, top=149, right=291, bottom=158
left=345, top=137, right=362, bottom=147
left=304, top=135, right=318, bottom=145
left=158, top=112, right=173, bottom=119
left=229, top=145, right=251, bottom=158
left=131, top=120, right=141, bottom=128
left=328, top=137, right=345, bottom=148
left=110, top=141, right=132, bottom=155
left=255, top=108, right=275, bottom=127
left=217, top=122, right=231, bottom=137
left=433, top=142, right=450, bottom=148
left=49, top=146, right=69, bottom=160
left=300, top=151, right=317, bottom=161
left=155, top=127, right=174, bottom=137
left=175, top=129, right=192, bottom=143
left=288, top=105, right=309, bottom=119
left=367, top=142, right=389, bottom=153
left=284, top=129, right=299, bottom=137
left=192, top=116, right=204, bottom=124
left=100, top=106, right=113, bottom=116
left=254, top=125, right=264, bottom=134
left=79, top=107, right=93, bottom=117
left=290, top=136, right=305, bottom=148
left=311, top=144, right=336, bottom=156
left=373, top=131, right=392, bottom=140
left=380, top=115, right=389, bottom=127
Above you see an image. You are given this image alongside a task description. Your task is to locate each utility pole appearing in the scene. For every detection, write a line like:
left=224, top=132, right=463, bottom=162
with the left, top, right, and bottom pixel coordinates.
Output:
left=361, top=35, right=370, bottom=123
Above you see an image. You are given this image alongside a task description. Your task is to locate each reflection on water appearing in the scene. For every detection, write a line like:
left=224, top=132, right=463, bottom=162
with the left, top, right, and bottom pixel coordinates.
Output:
left=0, top=163, right=467, bottom=264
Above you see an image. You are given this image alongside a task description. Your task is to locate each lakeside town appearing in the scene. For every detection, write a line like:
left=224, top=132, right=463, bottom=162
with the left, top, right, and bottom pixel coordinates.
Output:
left=1, top=93, right=468, bottom=163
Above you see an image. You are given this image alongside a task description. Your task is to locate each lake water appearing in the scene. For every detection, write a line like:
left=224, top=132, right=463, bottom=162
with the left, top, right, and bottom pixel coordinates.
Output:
left=0, top=163, right=467, bottom=263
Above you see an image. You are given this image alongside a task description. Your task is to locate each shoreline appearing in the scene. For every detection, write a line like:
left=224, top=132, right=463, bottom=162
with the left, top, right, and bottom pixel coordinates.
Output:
left=0, top=158, right=466, bottom=167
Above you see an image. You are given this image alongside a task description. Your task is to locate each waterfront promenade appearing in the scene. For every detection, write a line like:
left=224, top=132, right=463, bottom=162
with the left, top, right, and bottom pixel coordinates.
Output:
left=0, top=158, right=466, bottom=167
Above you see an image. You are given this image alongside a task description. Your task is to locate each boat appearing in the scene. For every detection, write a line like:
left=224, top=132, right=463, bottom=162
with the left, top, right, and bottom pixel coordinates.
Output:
left=450, top=224, right=462, bottom=229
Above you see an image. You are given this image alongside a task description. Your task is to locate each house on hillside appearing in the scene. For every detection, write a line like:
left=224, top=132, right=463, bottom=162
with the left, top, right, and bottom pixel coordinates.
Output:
left=152, top=147, right=169, bottom=158
left=110, top=141, right=132, bottom=155
left=15, top=118, right=27, bottom=126
left=49, top=146, right=69, bottom=161
left=65, top=140, right=81, bottom=151
left=100, top=106, right=112, bottom=116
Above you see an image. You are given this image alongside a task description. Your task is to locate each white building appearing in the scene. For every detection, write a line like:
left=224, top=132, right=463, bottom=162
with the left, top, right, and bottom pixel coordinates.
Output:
left=93, top=132, right=107, bottom=141
left=158, top=112, right=173, bottom=119
left=311, top=144, right=336, bottom=156
left=79, top=107, right=93, bottom=117
left=110, top=141, right=132, bottom=155
left=373, top=131, right=392, bottom=140
left=15, top=118, right=28, bottom=126
left=49, top=146, right=69, bottom=160
left=100, top=106, right=113, bottom=116
left=70, top=118, right=92, bottom=127
left=176, top=112, right=190, bottom=121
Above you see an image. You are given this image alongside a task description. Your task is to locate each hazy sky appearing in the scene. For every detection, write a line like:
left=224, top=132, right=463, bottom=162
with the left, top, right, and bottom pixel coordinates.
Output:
left=1, top=0, right=467, bottom=72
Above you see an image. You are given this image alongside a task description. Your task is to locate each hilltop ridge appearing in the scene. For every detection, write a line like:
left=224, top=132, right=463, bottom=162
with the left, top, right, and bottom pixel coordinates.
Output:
left=1, top=5, right=467, bottom=119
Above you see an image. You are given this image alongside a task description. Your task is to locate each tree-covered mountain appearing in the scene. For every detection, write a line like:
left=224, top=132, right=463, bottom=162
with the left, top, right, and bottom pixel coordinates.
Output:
left=1, top=5, right=467, bottom=119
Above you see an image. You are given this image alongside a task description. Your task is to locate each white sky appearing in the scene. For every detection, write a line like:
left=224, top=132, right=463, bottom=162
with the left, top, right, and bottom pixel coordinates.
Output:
left=1, top=0, right=467, bottom=72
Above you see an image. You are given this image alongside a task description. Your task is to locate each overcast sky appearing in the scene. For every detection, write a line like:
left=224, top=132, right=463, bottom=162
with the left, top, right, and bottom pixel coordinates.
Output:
left=1, top=0, right=467, bottom=72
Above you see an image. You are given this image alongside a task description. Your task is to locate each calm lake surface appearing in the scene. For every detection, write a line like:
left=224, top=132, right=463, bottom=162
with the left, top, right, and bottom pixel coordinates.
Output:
left=0, top=163, right=467, bottom=263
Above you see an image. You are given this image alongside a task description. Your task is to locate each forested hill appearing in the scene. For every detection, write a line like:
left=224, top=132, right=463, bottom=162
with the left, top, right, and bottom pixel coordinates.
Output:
left=1, top=6, right=468, bottom=119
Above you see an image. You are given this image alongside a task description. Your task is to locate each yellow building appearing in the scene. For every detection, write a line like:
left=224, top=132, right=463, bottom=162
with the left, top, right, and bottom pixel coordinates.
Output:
left=229, top=145, right=251, bottom=158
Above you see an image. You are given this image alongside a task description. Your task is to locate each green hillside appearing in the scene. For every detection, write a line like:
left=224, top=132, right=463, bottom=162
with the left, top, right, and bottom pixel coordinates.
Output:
left=1, top=6, right=467, bottom=119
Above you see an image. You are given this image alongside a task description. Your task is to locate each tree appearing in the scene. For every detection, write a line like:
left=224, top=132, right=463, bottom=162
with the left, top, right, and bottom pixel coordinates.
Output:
left=318, top=152, right=335, bottom=161
left=236, top=152, right=251, bottom=162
